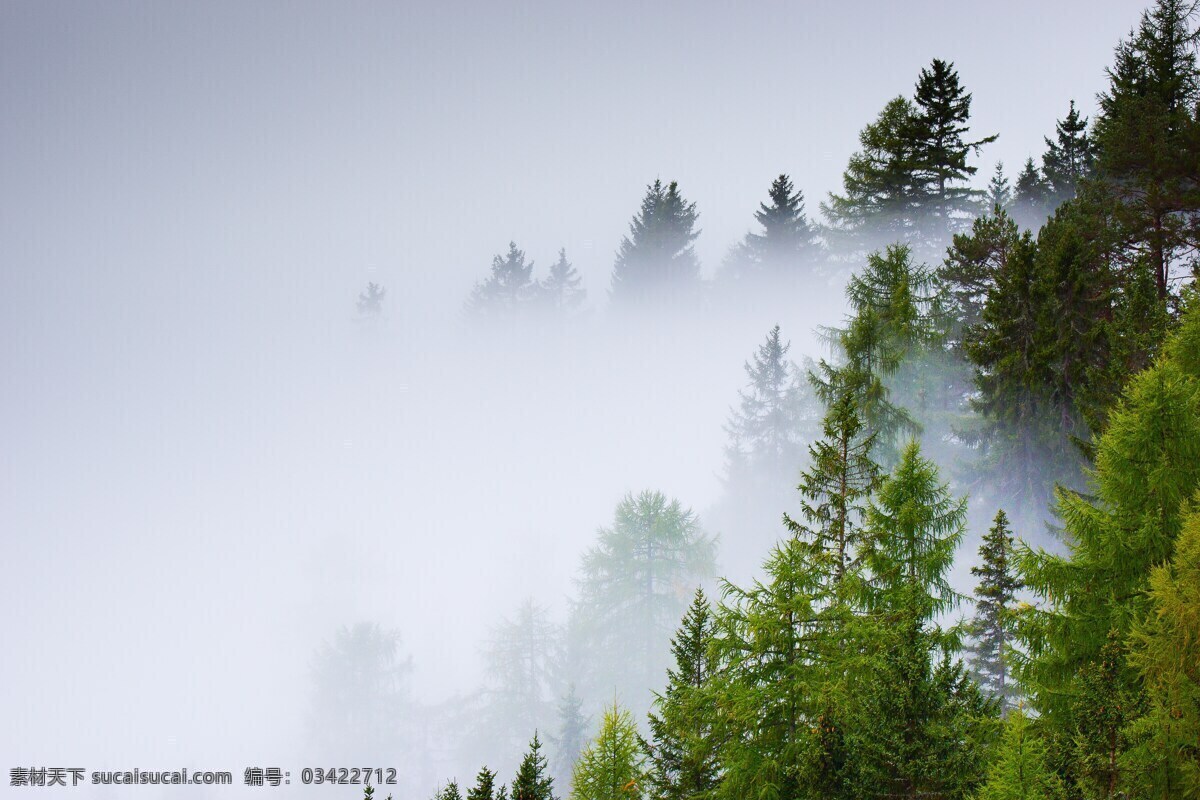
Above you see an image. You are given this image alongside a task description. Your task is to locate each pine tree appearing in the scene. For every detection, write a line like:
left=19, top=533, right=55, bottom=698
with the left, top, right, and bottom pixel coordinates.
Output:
left=907, top=59, right=997, bottom=246
left=469, top=768, right=500, bottom=800
left=1042, top=100, right=1095, bottom=206
left=550, top=686, right=589, bottom=792
left=965, top=510, right=1023, bottom=712
left=1011, top=157, right=1052, bottom=231
left=937, top=205, right=1022, bottom=352
left=975, top=709, right=1065, bottom=800
left=642, top=589, right=721, bottom=800
left=512, top=733, right=556, bottom=800
left=610, top=179, right=701, bottom=308
left=468, top=242, right=537, bottom=317
left=437, top=781, right=464, bottom=800
left=571, top=491, right=716, bottom=716
left=570, top=703, right=643, bottom=800
left=539, top=249, right=586, bottom=314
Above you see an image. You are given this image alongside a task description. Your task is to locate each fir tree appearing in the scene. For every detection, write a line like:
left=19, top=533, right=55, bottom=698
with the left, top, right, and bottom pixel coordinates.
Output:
left=570, top=703, right=644, bottom=800
left=965, top=510, right=1023, bottom=712
left=734, top=174, right=822, bottom=284
left=907, top=58, right=997, bottom=245
left=723, top=325, right=807, bottom=482
left=437, top=781, right=464, bottom=800
left=610, top=179, right=701, bottom=308
left=512, top=733, right=556, bottom=800
left=1042, top=100, right=1094, bottom=206
left=642, top=589, right=721, bottom=800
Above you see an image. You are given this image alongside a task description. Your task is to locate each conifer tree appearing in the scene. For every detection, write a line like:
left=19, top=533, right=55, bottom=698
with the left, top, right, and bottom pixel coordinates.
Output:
left=732, top=174, right=822, bottom=284
left=642, top=589, right=721, bottom=800
left=610, top=180, right=701, bottom=308
left=468, top=768, right=499, bottom=800
left=975, top=710, right=1065, bottom=800
left=723, top=326, right=807, bottom=481
left=512, top=733, right=556, bottom=800
left=986, top=162, right=1013, bottom=212
left=965, top=510, right=1023, bottom=712
left=907, top=59, right=997, bottom=244
left=357, top=282, right=386, bottom=317
left=438, top=781, right=464, bottom=800
left=539, top=249, right=586, bottom=314
left=1011, top=157, right=1052, bottom=231
left=550, top=686, right=589, bottom=792
left=1042, top=100, right=1094, bottom=206
left=571, top=491, right=716, bottom=716
left=468, top=242, right=537, bottom=317
left=938, top=206, right=1022, bottom=351
left=570, top=704, right=644, bottom=800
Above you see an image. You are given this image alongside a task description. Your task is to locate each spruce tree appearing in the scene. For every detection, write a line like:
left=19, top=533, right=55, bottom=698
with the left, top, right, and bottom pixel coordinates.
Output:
left=986, top=162, right=1013, bottom=212
left=550, top=686, right=588, bottom=792
left=438, top=781, right=464, bottom=800
left=735, top=174, right=822, bottom=284
left=965, top=510, right=1023, bottom=712
left=357, top=282, right=386, bottom=317
left=937, top=205, right=1022, bottom=352
left=723, top=325, right=807, bottom=481
left=642, top=589, right=721, bottom=800
left=1042, top=100, right=1094, bottom=207
left=569, top=704, right=643, bottom=800
left=468, top=768, right=499, bottom=800
left=907, top=58, right=997, bottom=245
left=1011, top=157, right=1052, bottom=231
left=610, top=179, right=701, bottom=308
left=512, top=733, right=556, bottom=800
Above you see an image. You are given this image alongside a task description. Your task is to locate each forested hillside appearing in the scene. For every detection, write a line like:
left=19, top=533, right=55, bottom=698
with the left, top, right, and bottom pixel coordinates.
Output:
left=341, top=2, right=1200, bottom=798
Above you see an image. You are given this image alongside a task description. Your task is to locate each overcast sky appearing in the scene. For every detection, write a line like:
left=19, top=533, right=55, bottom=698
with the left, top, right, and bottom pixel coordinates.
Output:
left=0, top=0, right=1152, bottom=791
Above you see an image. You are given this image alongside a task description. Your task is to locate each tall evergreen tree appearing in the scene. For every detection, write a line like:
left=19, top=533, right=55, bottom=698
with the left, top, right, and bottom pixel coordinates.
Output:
left=965, top=510, right=1023, bottom=712
left=642, top=589, right=721, bottom=800
left=512, top=733, right=556, bottom=800
left=938, top=206, right=1022, bottom=351
left=610, top=180, right=701, bottom=308
left=729, top=174, right=823, bottom=285
left=907, top=58, right=997, bottom=245
left=1042, top=100, right=1095, bottom=206
left=570, top=703, right=644, bottom=800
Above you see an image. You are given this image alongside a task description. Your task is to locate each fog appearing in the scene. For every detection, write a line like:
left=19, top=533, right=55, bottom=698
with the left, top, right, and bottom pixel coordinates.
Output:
left=2, top=1, right=1145, bottom=796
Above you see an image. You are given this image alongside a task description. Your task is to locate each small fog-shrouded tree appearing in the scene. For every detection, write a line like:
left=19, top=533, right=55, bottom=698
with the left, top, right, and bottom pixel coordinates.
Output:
left=986, top=162, right=1013, bottom=213
left=357, top=281, right=386, bottom=317
left=570, top=491, right=716, bottom=717
left=975, top=709, right=1065, bottom=800
left=570, top=702, right=644, bottom=800
left=512, top=733, right=556, bottom=800
left=539, top=248, right=586, bottom=315
left=723, top=325, right=811, bottom=486
left=726, top=173, right=822, bottom=287
left=308, top=622, right=412, bottom=762
left=964, top=509, right=1023, bottom=713
left=1010, top=157, right=1052, bottom=231
left=475, top=598, right=560, bottom=769
left=1042, top=99, right=1094, bottom=207
left=549, top=684, right=589, bottom=792
left=467, top=241, right=537, bottom=317
left=641, top=589, right=721, bottom=800
left=610, top=179, right=701, bottom=309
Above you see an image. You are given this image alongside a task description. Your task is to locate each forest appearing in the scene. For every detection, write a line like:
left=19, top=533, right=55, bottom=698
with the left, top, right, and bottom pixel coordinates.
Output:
left=328, top=1, right=1200, bottom=799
